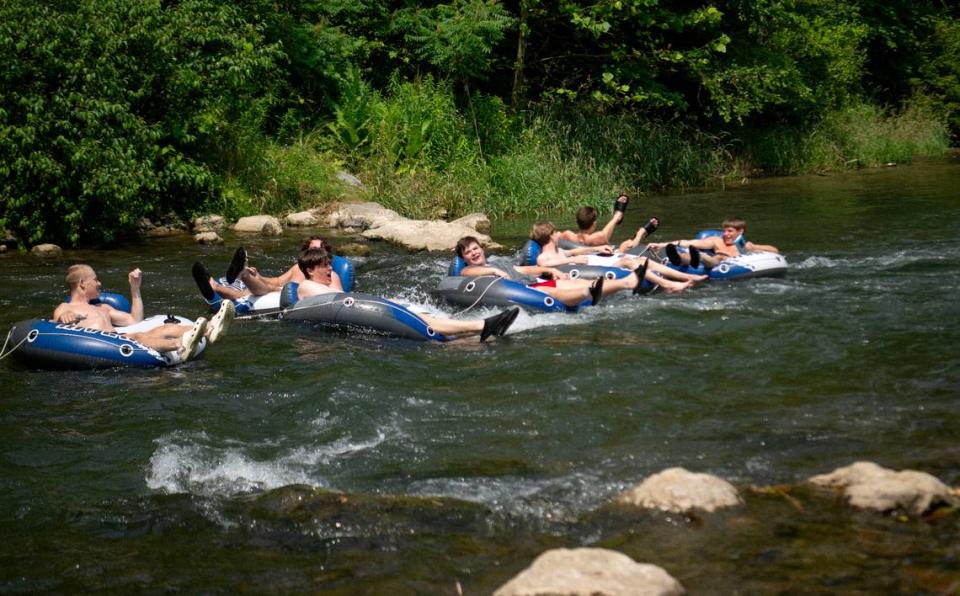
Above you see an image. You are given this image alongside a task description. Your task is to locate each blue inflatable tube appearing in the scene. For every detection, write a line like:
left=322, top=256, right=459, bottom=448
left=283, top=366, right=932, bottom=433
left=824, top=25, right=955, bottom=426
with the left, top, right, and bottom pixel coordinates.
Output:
left=520, top=240, right=658, bottom=293
left=660, top=230, right=788, bottom=280
left=433, top=254, right=579, bottom=313
left=3, top=315, right=204, bottom=370
left=280, top=290, right=450, bottom=341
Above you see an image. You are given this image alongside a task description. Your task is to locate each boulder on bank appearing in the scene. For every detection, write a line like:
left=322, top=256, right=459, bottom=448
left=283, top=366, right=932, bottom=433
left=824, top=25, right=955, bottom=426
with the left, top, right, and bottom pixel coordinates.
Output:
left=493, top=548, right=684, bottom=596
left=362, top=218, right=501, bottom=252
left=808, top=461, right=956, bottom=515
left=616, top=467, right=742, bottom=513
left=451, top=213, right=491, bottom=234
left=324, top=202, right=501, bottom=251
left=193, top=215, right=226, bottom=234
left=31, top=243, right=63, bottom=258
left=1, top=229, right=16, bottom=251
left=234, top=215, right=283, bottom=236
left=284, top=210, right=320, bottom=227
left=138, top=216, right=188, bottom=238
left=324, top=201, right=401, bottom=230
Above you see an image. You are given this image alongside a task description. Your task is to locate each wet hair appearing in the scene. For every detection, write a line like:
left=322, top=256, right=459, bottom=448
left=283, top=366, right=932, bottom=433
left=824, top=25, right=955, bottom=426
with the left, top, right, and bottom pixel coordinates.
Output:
left=529, top=221, right=556, bottom=246
left=721, top=218, right=746, bottom=231
left=65, top=264, right=93, bottom=289
left=576, top=206, right=598, bottom=231
left=297, top=247, right=332, bottom=276
left=301, top=235, right=332, bottom=253
left=456, top=236, right=481, bottom=259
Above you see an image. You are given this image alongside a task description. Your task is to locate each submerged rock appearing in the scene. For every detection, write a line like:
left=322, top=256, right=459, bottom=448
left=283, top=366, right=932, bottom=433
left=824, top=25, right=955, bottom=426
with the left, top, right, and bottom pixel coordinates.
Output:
left=194, top=232, right=223, bottom=245
left=494, top=547, right=684, bottom=596
left=31, top=243, right=62, bottom=258
left=807, top=461, right=956, bottom=515
left=616, top=467, right=742, bottom=513
left=336, top=242, right=371, bottom=257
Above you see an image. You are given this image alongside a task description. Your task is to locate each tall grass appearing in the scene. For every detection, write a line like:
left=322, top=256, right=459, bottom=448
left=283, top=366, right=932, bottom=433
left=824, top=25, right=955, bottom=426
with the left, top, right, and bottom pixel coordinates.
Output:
left=742, top=98, right=949, bottom=175
left=223, top=82, right=950, bottom=222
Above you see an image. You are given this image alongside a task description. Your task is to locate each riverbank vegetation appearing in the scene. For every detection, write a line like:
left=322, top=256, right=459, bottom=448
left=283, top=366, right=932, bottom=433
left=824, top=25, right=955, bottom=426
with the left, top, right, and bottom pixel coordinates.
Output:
left=2, top=0, right=958, bottom=245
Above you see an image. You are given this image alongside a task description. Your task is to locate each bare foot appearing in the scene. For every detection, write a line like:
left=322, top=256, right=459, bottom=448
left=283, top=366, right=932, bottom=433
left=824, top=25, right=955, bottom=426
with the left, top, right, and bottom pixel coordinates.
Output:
left=661, top=279, right=694, bottom=294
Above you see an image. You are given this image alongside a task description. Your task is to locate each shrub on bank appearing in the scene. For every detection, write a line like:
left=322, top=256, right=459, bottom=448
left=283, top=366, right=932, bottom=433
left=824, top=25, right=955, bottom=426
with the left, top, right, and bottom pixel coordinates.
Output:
left=741, top=98, right=949, bottom=175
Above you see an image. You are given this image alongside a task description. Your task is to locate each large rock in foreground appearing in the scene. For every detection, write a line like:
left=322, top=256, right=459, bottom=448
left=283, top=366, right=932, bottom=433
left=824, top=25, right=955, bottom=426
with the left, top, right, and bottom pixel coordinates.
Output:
left=494, top=548, right=684, bottom=596
left=808, top=461, right=956, bottom=515
left=616, top=467, right=742, bottom=513
left=324, top=202, right=500, bottom=251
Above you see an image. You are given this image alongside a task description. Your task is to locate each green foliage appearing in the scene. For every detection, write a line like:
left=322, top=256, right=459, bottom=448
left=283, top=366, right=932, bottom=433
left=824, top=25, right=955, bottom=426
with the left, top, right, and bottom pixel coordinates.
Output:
left=742, top=99, right=949, bottom=174
left=703, top=0, right=868, bottom=124
left=919, top=16, right=960, bottom=141
left=367, top=76, right=476, bottom=175
left=0, top=0, right=279, bottom=246
left=393, top=0, right=512, bottom=81
left=327, top=64, right=376, bottom=159
left=1, top=0, right=956, bottom=248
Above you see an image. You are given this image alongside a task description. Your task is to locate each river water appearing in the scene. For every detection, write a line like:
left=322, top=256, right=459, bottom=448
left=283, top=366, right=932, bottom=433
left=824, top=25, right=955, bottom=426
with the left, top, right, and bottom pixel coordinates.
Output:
left=2, top=158, right=959, bottom=593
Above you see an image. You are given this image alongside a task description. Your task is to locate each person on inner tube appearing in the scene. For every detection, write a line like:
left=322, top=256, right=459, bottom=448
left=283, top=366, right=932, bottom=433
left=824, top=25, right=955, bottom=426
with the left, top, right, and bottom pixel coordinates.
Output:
left=296, top=247, right=518, bottom=341
left=193, top=235, right=343, bottom=302
left=53, top=264, right=234, bottom=361
left=558, top=194, right=660, bottom=253
left=456, top=236, right=648, bottom=307
left=647, top=217, right=779, bottom=269
left=532, top=222, right=705, bottom=294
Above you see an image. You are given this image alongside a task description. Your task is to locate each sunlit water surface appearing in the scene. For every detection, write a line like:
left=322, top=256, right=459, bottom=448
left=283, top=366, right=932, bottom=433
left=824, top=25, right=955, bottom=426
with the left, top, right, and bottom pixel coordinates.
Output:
left=2, top=158, right=959, bottom=593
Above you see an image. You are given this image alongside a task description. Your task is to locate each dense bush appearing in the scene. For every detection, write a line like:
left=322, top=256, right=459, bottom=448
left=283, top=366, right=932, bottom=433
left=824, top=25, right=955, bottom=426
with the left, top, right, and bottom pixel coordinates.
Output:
left=0, top=0, right=956, bottom=246
left=0, top=0, right=278, bottom=245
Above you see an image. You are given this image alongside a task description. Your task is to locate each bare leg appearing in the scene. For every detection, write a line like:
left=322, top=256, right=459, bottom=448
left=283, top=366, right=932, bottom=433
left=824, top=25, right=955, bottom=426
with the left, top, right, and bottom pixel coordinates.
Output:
left=126, top=323, right=192, bottom=352
left=547, top=280, right=595, bottom=307
left=238, top=269, right=280, bottom=297
left=419, top=314, right=482, bottom=337
left=643, top=259, right=708, bottom=282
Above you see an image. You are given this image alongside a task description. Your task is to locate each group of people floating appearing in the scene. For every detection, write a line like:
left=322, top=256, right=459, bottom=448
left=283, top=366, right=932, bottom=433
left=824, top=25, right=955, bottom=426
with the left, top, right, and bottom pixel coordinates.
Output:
left=50, top=195, right=778, bottom=361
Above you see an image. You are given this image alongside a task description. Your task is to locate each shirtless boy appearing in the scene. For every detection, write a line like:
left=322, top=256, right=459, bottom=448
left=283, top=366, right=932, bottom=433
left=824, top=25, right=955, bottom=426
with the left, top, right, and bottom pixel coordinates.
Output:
left=648, top=218, right=779, bottom=269
left=559, top=194, right=660, bottom=253
left=457, top=235, right=650, bottom=307
left=193, top=236, right=343, bottom=302
left=54, top=265, right=234, bottom=360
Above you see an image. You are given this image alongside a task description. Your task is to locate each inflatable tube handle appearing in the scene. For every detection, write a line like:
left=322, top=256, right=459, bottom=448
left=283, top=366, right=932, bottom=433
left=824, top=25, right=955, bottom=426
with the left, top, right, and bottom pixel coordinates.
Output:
left=332, top=255, right=354, bottom=293
left=65, top=291, right=132, bottom=313
left=694, top=229, right=722, bottom=240
left=520, top=240, right=541, bottom=266
left=449, top=256, right=466, bottom=276
left=280, top=282, right=300, bottom=309
left=557, top=238, right=584, bottom=250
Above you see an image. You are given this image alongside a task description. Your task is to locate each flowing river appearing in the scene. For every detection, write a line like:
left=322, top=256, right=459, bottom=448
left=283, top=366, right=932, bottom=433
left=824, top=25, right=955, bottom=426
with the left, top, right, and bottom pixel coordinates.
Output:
left=2, top=157, right=959, bottom=593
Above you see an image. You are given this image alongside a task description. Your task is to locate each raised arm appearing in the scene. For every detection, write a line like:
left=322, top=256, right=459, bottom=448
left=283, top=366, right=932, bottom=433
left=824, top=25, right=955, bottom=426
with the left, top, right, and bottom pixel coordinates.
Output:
left=257, top=263, right=298, bottom=287
left=116, top=268, right=146, bottom=325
